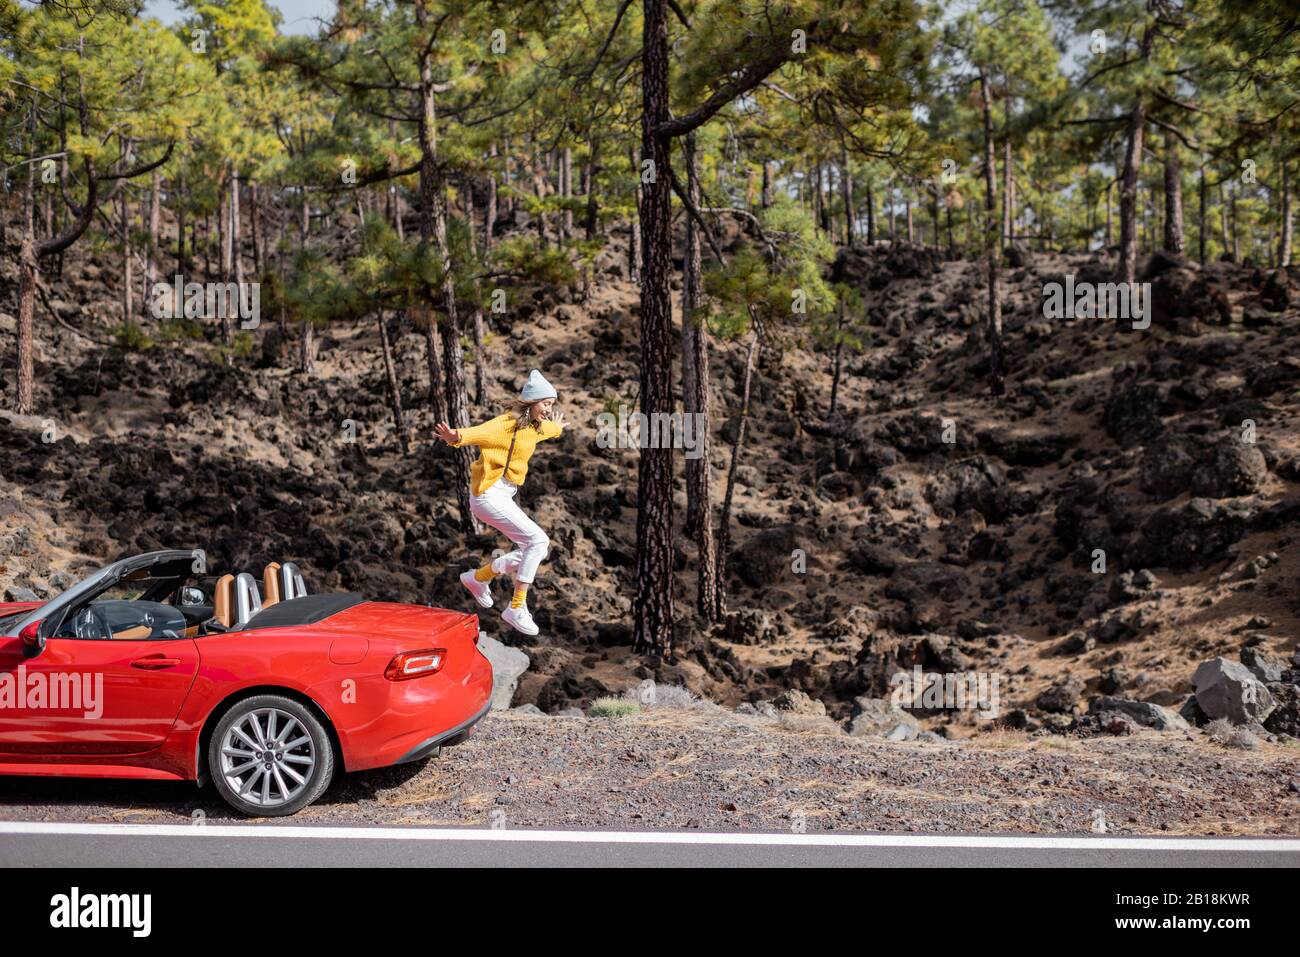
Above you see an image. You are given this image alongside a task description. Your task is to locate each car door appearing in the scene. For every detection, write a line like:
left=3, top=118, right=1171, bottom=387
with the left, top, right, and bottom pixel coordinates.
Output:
left=0, top=632, right=200, bottom=756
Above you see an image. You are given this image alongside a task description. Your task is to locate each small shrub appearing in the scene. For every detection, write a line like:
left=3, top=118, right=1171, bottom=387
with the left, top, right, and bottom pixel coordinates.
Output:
left=112, top=321, right=154, bottom=351
left=621, top=680, right=716, bottom=712
left=1206, top=718, right=1259, bottom=750
left=231, top=332, right=256, bottom=358
left=588, top=697, right=639, bottom=718
left=157, top=317, right=205, bottom=342
left=775, top=712, right=842, bottom=736
left=601, top=392, right=636, bottom=417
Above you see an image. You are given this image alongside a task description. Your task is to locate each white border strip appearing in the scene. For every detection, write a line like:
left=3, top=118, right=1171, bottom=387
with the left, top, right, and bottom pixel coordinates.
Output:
left=0, top=821, right=1298, bottom=851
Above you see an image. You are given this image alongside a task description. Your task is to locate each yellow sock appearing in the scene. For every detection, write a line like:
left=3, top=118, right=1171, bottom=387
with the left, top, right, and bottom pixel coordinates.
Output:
left=474, top=563, right=495, bottom=583
left=511, top=588, right=527, bottom=609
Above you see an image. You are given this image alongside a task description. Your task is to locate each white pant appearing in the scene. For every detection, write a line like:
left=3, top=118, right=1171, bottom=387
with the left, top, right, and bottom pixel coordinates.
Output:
left=470, top=478, right=550, bottom=584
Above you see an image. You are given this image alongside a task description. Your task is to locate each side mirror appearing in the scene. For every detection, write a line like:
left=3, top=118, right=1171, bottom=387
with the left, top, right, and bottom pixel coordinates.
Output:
left=19, top=620, right=45, bottom=657
left=181, top=586, right=206, bottom=606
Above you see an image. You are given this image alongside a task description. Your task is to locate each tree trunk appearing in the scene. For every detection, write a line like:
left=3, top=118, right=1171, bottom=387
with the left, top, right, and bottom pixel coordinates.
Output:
left=813, top=163, right=824, bottom=232
left=979, top=70, right=1005, bottom=397
left=416, top=306, right=449, bottom=424
left=1002, top=91, right=1014, bottom=247
left=1163, top=132, right=1184, bottom=254
left=841, top=150, right=854, bottom=246
left=119, top=185, right=133, bottom=325
left=145, top=171, right=160, bottom=317
left=829, top=300, right=844, bottom=415
left=1198, top=159, right=1207, bottom=266
left=277, top=216, right=287, bottom=336
left=1118, top=102, right=1145, bottom=283
left=561, top=145, right=573, bottom=241
left=15, top=120, right=37, bottom=415
left=216, top=178, right=232, bottom=347
left=887, top=180, right=896, bottom=241
left=219, top=180, right=229, bottom=276
left=634, top=0, right=676, bottom=656
left=1230, top=184, right=1240, bottom=261
left=250, top=180, right=263, bottom=276
left=681, top=133, right=717, bottom=622
left=1218, top=181, right=1230, bottom=258
left=1118, top=25, right=1153, bottom=283
left=929, top=188, right=940, bottom=249
left=299, top=319, right=316, bottom=375
left=231, top=172, right=244, bottom=287
left=416, top=0, right=475, bottom=534
left=378, top=310, right=409, bottom=456
left=532, top=146, right=548, bottom=245
left=1280, top=154, right=1293, bottom=267
left=201, top=212, right=210, bottom=278
left=584, top=137, right=601, bottom=240
left=1141, top=186, right=1150, bottom=255
left=629, top=144, right=641, bottom=283
left=464, top=177, right=488, bottom=406
left=176, top=175, right=186, bottom=273
left=715, top=335, right=757, bottom=620
left=1105, top=181, right=1113, bottom=248
left=299, top=186, right=309, bottom=248
left=865, top=180, right=875, bottom=245
left=761, top=161, right=773, bottom=209
left=486, top=140, right=498, bottom=253
left=501, top=135, right=514, bottom=219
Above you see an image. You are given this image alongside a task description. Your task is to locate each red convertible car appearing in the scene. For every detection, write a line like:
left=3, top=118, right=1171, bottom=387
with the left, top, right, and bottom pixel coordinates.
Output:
left=0, top=550, right=493, bottom=816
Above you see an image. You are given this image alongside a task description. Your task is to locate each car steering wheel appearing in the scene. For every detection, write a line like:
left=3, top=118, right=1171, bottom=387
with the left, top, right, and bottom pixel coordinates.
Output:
left=73, top=606, right=112, bottom=641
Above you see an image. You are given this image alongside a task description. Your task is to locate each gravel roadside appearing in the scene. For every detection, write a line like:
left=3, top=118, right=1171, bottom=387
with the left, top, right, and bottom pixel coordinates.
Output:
left=2, top=709, right=1298, bottom=835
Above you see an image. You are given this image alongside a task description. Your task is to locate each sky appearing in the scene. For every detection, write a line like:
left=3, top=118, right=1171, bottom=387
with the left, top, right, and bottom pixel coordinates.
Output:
left=142, top=0, right=333, bottom=35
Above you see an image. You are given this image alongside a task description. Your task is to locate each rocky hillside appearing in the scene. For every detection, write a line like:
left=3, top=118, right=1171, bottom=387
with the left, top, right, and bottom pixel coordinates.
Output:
left=2, top=214, right=1299, bottom=748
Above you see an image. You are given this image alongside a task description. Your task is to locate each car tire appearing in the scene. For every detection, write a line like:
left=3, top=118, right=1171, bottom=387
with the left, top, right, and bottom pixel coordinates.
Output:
left=208, top=694, right=335, bottom=817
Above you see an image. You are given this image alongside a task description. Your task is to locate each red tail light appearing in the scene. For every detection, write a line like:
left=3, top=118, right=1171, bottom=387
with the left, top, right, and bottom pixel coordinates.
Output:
left=385, top=648, right=447, bottom=681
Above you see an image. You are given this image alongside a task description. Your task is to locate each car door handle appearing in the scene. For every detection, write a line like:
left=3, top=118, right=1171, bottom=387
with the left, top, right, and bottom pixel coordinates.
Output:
left=131, top=655, right=182, bottom=670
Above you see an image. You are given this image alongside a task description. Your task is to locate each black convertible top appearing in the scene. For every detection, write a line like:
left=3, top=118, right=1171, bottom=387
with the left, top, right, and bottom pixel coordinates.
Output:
left=243, top=593, right=364, bottom=631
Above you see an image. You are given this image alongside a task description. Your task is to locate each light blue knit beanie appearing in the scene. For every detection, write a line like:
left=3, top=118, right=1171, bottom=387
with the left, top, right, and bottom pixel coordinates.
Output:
left=520, top=369, right=557, bottom=402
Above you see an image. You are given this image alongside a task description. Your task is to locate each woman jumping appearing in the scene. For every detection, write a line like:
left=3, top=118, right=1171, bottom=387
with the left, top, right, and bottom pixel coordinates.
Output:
left=433, top=369, right=565, bottom=636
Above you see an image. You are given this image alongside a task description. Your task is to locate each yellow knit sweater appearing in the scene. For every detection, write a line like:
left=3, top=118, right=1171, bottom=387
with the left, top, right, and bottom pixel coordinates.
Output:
left=451, top=413, right=564, bottom=495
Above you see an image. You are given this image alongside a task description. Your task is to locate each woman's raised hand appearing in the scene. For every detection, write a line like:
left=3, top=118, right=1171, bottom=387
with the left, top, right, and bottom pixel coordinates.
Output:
left=549, top=408, right=567, bottom=430
left=433, top=422, right=460, bottom=445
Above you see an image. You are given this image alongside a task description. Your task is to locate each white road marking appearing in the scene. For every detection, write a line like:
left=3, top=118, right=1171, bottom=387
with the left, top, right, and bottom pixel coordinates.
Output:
left=0, top=820, right=1297, bottom=851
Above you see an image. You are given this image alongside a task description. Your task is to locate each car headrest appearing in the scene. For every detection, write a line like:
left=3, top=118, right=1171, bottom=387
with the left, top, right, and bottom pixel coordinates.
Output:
left=213, top=574, right=236, bottom=628
left=263, top=562, right=283, bottom=608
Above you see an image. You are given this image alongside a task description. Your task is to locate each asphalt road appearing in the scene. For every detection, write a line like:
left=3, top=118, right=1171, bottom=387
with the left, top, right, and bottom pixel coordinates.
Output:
left=2, top=822, right=1299, bottom=867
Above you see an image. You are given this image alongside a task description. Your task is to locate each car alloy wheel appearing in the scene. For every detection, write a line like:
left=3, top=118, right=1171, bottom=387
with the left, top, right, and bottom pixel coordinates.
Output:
left=209, top=694, right=335, bottom=817
left=220, top=707, right=316, bottom=809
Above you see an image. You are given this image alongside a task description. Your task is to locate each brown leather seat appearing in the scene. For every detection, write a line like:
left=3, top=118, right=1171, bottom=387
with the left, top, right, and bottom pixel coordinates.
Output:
left=213, top=574, right=236, bottom=628
left=263, top=562, right=283, bottom=608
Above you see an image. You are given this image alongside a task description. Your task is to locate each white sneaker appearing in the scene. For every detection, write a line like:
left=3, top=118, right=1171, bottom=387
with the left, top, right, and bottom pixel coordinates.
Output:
left=460, top=570, right=494, bottom=609
left=502, top=604, right=539, bottom=636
